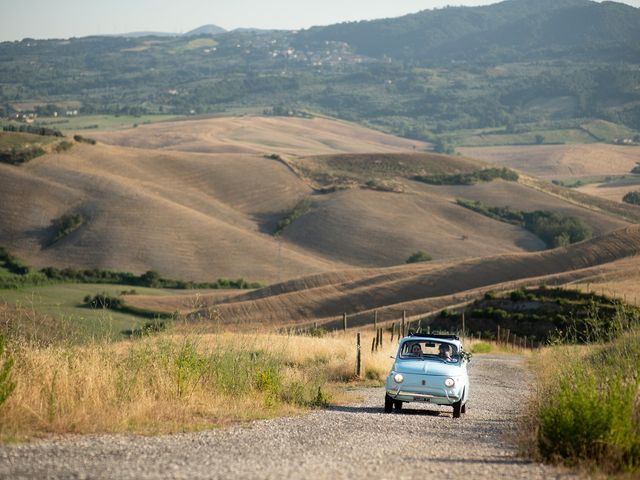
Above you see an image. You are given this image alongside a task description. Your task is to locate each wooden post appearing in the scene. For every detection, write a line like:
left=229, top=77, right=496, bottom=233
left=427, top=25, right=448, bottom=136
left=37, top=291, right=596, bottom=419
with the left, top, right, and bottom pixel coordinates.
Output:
left=374, top=310, right=378, bottom=331
left=497, top=325, right=501, bottom=344
left=524, top=336, right=527, bottom=349
left=343, top=312, right=347, bottom=332
left=402, top=310, right=406, bottom=337
left=391, top=322, right=395, bottom=342
left=462, top=311, right=466, bottom=339
left=375, top=329, right=380, bottom=351
left=371, top=337, right=376, bottom=353
left=505, top=329, right=511, bottom=346
left=314, top=321, right=318, bottom=330
left=356, top=333, right=361, bottom=378
left=379, top=328, right=383, bottom=348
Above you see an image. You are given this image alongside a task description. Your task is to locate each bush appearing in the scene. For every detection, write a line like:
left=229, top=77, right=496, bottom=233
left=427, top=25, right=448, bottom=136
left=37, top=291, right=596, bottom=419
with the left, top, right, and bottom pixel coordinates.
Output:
left=73, top=135, right=96, bottom=145
left=470, top=342, right=492, bottom=354
left=414, top=167, right=518, bottom=186
left=0, top=147, right=46, bottom=165
left=274, top=199, right=313, bottom=236
left=406, top=251, right=433, bottom=264
left=456, top=199, right=592, bottom=248
left=0, top=334, right=15, bottom=408
left=622, top=191, right=640, bottom=205
left=535, top=332, right=640, bottom=472
left=51, top=213, right=84, bottom=242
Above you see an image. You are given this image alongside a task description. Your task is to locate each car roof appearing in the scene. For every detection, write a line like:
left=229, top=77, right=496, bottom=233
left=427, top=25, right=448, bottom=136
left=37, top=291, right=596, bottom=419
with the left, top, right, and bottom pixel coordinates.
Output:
left=400, top=336, right=462, bottom=348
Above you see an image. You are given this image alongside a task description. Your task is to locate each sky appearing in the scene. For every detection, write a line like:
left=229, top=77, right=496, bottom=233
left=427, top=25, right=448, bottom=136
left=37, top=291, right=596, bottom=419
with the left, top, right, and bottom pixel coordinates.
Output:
left=1, top=0, right=639, bottom=42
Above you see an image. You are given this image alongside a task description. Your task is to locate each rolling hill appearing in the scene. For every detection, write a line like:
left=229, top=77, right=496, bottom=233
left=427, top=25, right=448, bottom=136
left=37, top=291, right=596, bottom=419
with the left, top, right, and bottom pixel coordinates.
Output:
left=183, top=225, right=640, bottom=329
left=0, top=116, right=634, bottom=287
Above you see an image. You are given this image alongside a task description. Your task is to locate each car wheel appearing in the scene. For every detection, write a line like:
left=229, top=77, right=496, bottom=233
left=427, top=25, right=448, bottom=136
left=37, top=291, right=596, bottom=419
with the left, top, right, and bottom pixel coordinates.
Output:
left=393, top=400, right=403, bottom=411
left=384, top=394, right=393, bottom=413
left=461, top=403, right=467, bottom=414
left=452, top=400, right=462, bottom=418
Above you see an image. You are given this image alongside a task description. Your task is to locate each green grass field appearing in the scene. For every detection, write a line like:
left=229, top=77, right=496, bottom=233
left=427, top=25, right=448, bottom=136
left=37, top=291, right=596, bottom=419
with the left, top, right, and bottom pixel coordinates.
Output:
left=456, top=128, right=595, bottom=147
left=580, top=120, right=638, bottom=142
left=2, top=115, right=181, bottom=134
left=0, top=284, right=175, bottom=340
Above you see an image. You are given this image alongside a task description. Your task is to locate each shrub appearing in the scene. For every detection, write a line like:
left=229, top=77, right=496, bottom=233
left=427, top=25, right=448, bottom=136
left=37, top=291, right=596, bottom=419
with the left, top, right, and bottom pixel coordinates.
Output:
left=0, top=334, right=15, bottom=408
left=365, top=368, right=382, bottom=381
left=274, top=199, right=313, bottom=236
left=53, top=140, right=73, bottom=153
left=535, top=332, right=640, bottom=472
left=470, top=342, right=492, bottom=354
left=51, top=213, right=84, bottom=242
left=73, top=135, right=96, bottom=145
left=622, top=191, right=640, bottom=206
left=414, top=167, right=518, bottom=186
left=0, top=147, right=46, bottom=165
left=484, top=291, right=497, bottom=300
left=406, top=251, right=433, bottom=264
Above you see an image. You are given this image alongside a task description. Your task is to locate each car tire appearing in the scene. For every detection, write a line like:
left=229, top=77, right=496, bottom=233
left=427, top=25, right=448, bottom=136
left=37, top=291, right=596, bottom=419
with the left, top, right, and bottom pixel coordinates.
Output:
left=384, top=394, right=393, bottom=413
left=452, top=400, right=462, bottom=418
left=461, top=403, right=467, bottom=414
left=393, top=400, right=403, bottom=411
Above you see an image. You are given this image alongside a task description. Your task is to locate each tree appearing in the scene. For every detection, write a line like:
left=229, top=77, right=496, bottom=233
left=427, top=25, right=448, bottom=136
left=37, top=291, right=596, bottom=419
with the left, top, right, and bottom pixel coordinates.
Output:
left=622, top=191, right=640, bottom=206
left=141, top=270, right=162, bottom=288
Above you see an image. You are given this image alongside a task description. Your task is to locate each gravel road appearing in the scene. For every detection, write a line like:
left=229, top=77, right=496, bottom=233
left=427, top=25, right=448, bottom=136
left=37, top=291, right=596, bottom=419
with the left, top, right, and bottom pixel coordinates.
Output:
left=0, top=354, right=578, bottom=479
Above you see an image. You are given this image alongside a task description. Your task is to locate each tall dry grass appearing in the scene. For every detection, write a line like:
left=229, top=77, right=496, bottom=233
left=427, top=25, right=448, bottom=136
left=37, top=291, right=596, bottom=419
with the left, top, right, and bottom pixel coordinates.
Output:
left=520, top=329, right=640, bottom=474
left=0, top=324, right=395, bottom=440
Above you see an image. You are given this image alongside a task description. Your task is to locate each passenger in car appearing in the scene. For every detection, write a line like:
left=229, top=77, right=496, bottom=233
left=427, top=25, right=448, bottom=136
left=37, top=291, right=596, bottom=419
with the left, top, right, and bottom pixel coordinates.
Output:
left=438, top=343, right=454, bottom=361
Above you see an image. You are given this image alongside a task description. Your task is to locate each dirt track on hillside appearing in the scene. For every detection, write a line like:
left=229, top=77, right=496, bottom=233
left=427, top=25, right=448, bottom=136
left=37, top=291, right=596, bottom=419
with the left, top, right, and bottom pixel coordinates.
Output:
left=0, top=355, right=578, bottom=479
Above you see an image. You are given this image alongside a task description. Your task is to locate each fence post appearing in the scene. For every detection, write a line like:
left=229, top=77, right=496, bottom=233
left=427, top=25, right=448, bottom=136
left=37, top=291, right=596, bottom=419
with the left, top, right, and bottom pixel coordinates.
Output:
left=371, top=337, right=376, bottom=353
left=391, top=322, right=395, bottom=342
left=462, top=311, right=466, bottom=339
left=497, top=325, right=501, bottom=345
left=505, top=329, right=511, bottom=346
left=314, top=321, right=318, bottom=330
left=379, top=328, right=383, bottom=348
left=343, top=312, right=347, bottom=332
left=375, top=329, right=380, bottom=351
left=356, top=333, right=361, bottom=378
left=402, top=310, right=406, bottom=337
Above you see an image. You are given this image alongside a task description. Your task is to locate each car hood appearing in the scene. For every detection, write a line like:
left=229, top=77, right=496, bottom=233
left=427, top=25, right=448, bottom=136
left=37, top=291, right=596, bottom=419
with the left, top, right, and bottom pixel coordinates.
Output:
left=394, top=360, right=461, bottom=376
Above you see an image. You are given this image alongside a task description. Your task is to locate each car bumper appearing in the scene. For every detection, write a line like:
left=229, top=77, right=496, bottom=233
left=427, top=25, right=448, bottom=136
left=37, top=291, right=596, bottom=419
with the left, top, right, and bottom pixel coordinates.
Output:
left=386, top=388, right=461, bottom=405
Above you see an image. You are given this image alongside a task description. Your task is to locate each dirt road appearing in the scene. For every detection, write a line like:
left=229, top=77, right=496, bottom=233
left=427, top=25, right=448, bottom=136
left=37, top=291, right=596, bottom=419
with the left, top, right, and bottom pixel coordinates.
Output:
left=0, top=355, right=577, bottom=479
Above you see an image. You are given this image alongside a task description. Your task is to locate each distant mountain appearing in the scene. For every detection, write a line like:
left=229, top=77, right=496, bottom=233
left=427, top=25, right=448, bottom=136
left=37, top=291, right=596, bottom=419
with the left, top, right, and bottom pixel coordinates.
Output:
left=184, top=24, right=227, bottom=37
left=294, top=0, right=640, bottom=61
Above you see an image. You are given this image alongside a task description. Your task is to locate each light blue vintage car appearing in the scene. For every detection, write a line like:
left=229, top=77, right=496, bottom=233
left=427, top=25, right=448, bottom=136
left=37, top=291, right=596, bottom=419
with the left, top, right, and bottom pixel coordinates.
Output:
left=384, top=334, right=469, bottom=418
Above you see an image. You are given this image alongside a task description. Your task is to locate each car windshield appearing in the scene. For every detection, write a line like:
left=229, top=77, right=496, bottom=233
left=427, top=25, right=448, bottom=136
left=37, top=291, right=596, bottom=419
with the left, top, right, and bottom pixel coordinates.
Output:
left=399, top=340, right=460, bottom=363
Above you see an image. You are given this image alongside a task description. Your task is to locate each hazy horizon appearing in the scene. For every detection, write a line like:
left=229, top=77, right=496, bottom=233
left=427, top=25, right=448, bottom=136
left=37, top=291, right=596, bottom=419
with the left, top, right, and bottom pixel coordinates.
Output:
left=2, top=0, right=640, bottom=42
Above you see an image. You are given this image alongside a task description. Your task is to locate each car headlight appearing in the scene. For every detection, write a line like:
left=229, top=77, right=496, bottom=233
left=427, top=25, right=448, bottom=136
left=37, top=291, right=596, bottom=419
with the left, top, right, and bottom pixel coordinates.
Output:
left=444, top=377, right=456, bottom=388
left=393, top=373, right=404, bottom=384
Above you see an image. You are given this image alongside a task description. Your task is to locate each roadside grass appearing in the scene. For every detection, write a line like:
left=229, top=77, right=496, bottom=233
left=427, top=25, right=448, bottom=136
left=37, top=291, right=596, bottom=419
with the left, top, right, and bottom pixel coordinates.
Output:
left=520, top=329, right=640, bottom=475
left=0, top=314, right=396, bottom=440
